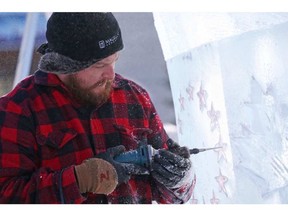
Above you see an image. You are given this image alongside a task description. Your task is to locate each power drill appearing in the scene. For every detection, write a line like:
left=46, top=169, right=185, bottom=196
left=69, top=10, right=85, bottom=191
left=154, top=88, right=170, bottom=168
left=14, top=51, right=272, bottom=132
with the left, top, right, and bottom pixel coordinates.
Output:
left=114, top=145, right=157, bottom=170
left=114, top=144, right=221, bottom=170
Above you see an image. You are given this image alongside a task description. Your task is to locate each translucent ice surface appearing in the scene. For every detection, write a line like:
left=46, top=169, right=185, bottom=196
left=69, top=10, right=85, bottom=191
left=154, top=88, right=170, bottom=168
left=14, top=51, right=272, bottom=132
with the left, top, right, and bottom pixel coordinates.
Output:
left=154, top=13, right=288, bottom=203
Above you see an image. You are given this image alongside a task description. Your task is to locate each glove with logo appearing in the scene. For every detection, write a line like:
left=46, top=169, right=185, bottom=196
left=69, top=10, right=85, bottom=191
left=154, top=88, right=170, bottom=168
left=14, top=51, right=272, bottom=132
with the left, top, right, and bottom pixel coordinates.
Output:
left=74, top=157, right=118, bottom=195
left=74, top=145, right=149, bottom=195
left=151, top=147, right=193, bottom=189
left=96, top=145, right=149, bottom=184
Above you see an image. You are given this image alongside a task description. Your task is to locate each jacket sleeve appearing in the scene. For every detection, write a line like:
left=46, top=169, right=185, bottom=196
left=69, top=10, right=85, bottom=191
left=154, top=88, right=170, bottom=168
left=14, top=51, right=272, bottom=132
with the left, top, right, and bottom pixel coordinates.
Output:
left=152, top=173, right=196, bottom=204
left=0, top=98, right=84, bottom=204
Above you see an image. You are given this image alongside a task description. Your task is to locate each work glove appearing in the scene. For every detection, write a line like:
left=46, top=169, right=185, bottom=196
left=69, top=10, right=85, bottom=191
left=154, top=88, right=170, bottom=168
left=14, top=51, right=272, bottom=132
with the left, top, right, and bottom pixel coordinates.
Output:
left=96, top=145, right=149, bottom=184
left=74, top=145, right=149, bottom=195
left=151, top=148, right=193, bottom=189
left=166, top=138, right=190, bottom=159
left=74, top=158, right=118, bottom=195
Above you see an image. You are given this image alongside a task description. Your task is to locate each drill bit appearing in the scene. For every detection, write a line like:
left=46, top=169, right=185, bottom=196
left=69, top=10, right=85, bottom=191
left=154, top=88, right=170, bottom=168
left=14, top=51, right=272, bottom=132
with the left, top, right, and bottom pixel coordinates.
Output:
left=189, top=146, right=222, bottom=154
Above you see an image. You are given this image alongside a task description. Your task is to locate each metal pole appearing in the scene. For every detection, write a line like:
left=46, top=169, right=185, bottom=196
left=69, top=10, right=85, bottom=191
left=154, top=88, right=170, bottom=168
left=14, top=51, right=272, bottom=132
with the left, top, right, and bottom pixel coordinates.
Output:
left=13, top=13, right=39, bottom=88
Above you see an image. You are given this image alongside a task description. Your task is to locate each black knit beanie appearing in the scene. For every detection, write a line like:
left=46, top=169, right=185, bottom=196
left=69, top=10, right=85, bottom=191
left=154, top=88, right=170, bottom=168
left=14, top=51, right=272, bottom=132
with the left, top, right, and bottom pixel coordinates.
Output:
left=38, top=12, right=124, bottom=74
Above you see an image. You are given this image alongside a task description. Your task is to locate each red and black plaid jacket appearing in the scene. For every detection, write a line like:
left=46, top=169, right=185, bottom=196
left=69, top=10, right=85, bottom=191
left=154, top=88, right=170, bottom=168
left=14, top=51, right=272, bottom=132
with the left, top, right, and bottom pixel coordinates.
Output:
left=0, top=71, right=194, bottom=204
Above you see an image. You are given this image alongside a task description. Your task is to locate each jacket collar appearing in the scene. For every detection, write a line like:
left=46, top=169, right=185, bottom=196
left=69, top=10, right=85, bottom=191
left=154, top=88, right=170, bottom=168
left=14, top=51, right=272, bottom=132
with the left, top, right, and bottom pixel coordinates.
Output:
left=34, top=70, right=63, bottom=86
left=34, top=70, right=128, bottom=89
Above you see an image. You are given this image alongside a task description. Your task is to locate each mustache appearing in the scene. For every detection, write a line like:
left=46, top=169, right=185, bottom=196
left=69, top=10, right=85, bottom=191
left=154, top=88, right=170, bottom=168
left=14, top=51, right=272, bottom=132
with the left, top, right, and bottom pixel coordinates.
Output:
left=87, top=79, right=113, bottom=91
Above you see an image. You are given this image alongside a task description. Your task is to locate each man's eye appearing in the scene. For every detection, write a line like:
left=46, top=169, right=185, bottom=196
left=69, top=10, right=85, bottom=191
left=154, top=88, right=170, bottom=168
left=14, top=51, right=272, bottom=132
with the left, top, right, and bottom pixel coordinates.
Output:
left=94, top=64, right=105, bottom=68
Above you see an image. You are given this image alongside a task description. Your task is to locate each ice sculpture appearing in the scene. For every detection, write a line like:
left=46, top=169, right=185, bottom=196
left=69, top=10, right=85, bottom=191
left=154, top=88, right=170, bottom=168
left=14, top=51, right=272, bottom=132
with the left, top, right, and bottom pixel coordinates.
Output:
left=154, top=13, right=288, bottom=203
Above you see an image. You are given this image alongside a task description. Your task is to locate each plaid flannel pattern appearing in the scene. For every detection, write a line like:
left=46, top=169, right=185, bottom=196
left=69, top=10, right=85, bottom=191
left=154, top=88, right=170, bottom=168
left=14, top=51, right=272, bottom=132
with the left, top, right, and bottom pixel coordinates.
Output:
left=0, top=71, right=193, bottom=204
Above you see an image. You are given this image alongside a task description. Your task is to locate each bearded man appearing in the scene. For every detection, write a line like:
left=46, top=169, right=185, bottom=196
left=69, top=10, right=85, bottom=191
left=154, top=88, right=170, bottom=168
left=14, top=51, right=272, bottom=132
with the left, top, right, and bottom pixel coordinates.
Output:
left=0, top=13, right=195, bottom=204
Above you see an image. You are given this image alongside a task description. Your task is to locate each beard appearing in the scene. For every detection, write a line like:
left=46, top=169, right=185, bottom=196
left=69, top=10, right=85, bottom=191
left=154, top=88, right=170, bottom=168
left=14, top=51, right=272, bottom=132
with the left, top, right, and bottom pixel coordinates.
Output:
left=65, top=75, right=113, bottom=107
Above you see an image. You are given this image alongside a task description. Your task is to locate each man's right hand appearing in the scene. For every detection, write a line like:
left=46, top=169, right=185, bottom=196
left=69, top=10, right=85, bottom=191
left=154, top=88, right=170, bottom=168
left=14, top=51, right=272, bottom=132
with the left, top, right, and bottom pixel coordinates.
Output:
left=96, top=145, right=149, bottom=184
left=74, top=157, right=118, bottom=195
left=74, top=145, right=149, bottom=195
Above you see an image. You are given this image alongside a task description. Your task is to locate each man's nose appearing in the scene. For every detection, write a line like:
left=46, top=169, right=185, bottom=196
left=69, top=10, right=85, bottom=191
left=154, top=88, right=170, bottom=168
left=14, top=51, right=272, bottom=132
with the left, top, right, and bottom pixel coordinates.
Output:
left=102, top=65, right=115, bottom=79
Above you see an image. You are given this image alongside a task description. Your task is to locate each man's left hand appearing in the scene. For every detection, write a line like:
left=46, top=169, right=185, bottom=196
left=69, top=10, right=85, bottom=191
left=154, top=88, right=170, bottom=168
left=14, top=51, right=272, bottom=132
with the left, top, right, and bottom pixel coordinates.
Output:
left=151, top=149, right=192, bottom=189
left=166, top=139, right=190, bottom=159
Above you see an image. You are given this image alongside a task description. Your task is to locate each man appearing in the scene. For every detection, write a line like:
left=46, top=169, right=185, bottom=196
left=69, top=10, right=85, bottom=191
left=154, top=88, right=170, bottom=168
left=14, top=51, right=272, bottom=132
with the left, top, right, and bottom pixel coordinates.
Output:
left=0, top=13, right=195, bottom=204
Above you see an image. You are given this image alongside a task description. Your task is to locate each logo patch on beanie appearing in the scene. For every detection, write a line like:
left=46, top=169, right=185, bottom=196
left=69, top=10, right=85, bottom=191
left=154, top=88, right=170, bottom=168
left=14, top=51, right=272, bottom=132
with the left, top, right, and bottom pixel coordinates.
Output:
left=99, top=41, right=106, bottom=49
left=99, top=31, right=120, bottom=49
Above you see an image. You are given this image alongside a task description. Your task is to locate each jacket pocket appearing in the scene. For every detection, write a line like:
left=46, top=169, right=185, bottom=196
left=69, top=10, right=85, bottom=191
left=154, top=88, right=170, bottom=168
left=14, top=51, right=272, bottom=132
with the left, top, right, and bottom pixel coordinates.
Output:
left=36, top=128, right=78, bottom=163
left=37, top=128, right=78, bottom=149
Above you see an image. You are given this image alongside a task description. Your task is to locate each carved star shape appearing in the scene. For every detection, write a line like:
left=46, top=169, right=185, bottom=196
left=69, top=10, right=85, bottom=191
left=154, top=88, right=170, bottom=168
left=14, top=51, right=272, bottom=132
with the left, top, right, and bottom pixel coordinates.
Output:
left=177, top=116, right=183, bottom=135
left=190, top=193, right=198, bottom=204
left=215, top=169, right=228, bottom=197
left=182, top=52, right=192, bottom=61
left=240, top=122, right=254, bottom=136
left=210, top=190, right=220, bottom=204
left=178, top=93, right=185, bottom=111
left=197, top=82, right=208, bottom=112
left=207, top=102, right=221, bottom=131
left=202, top=196, right=206, bottom=204
left=214, top=136, right=227, bottom=162
left=186, top=83, right=194, bottom=101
